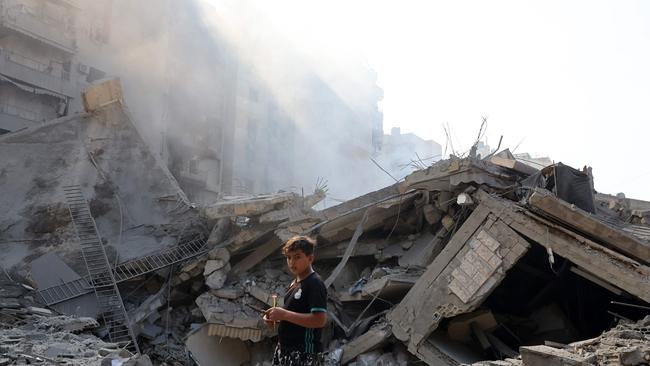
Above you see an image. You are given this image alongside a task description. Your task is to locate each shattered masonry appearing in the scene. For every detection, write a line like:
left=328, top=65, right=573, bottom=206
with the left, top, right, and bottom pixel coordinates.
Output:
left=0, top=80, right=649, bottom=365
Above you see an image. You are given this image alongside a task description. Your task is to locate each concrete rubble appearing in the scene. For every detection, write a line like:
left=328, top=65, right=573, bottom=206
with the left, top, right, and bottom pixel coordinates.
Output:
left=0, top=279, right=152, bottom=365
left=0, top=79, right=648, bottom=365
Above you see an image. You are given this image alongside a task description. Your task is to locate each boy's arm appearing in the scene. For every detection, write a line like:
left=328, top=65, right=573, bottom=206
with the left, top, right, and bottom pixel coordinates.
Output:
left=265, top=307, right=326, bottom=328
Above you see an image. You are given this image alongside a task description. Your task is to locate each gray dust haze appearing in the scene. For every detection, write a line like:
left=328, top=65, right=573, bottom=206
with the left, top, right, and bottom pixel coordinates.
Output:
left=78, top=0, right=437, bottom=204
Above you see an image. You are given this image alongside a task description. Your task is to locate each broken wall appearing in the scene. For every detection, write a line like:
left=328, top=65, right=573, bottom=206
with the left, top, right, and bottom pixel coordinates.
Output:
left=0, top=101, right=197, bottom=278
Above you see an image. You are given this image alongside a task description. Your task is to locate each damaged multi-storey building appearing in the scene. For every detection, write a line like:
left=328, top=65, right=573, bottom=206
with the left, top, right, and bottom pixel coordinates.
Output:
left=1, top=1, right=649, bottom=366
left=0, top=78, right=649, bottom=365
left=0, top=0, right=110, bottom=133
left=1, top=0, right=387, bottom=205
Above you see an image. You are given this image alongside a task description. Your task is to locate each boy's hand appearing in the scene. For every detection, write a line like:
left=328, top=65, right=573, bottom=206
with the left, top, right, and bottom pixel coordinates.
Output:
left=261, top=309, right=274, bottom=328
left=264, top=307, right=288, bottom=322
left=263, top=317, right=274, bottom=328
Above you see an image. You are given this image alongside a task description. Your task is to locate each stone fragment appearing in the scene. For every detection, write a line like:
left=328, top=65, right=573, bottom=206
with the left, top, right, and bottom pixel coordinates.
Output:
left=264, top=268, right=283, bottom=279
left=209, top=247, right=231, bottom=262
left=140, top=323, right=163, bottom=339
left=204, top=259, right=227, bottom=276
left=212, top=287, right=244, bottom=299
left=206, top=263, right=231, bottom=290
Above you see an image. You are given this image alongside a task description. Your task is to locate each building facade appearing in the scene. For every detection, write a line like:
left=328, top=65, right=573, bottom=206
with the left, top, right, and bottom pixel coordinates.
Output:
left=1, top=0, right=385, bottom=206
left=0, top=0, right=96, bottom=133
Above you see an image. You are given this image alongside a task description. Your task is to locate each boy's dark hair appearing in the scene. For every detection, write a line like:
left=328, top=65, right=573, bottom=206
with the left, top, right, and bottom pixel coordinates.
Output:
left=282, top=236, right=317, bottom=256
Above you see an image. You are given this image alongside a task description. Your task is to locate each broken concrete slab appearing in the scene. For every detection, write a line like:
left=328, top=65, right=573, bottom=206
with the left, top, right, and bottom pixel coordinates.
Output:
left=389, top=204, right=531, bottom=356
left=520, top=345, right=596, bottom=366
left=389, top=204, right=492, bottom=344
left=340, top=323, right=392, bottom=364
left=247, top=285, right=284, bottom=307
left=208, top=247, right=231, bottom=262
left=315, top=239, right=383, bottom=260
left=202, top=193, right=297, bottom=219
left=399, top=228, right=447, bottom=268
left=205, top=263, right=231, bottom=290
left=139, top=323, right=163, bottom=340
left=528, top=189, right=650, bottom=264
left=204, top=259, right=228, bottom=276
left=489, top=149, right=539, bottom=176
left=477, top=190, right=650, bottom=303
left=230, top=237, right=283, bottom=276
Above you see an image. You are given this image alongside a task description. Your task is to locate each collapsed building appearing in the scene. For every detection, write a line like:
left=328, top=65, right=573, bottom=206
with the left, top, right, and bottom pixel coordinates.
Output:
left=1, top=80, right=649, bottom=365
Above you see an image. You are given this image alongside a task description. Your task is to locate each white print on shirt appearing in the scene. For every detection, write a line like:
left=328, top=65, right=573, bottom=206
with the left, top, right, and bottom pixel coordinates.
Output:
left=294, top=288, right=302, bottom=300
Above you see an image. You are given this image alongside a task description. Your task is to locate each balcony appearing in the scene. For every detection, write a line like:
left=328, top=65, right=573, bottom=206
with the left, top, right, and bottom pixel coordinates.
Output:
left=0, top=101, right=42, bottom=131
left=0, top=48, right=76, bottom=97
left=0, top=1, right=76, bottom=54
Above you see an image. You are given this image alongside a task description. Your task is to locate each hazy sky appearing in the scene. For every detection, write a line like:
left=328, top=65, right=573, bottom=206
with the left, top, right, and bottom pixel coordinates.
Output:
left=208, top=0, right=650, bottom=200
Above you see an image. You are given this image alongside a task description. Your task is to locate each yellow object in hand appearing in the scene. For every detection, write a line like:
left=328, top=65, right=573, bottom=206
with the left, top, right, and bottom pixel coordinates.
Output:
left=271, top=294, right=278, bottom=328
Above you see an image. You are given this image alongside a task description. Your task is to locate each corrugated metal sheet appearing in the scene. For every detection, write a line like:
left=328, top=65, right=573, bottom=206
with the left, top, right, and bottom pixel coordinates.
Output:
left=207, top=323, right=262, bottom=342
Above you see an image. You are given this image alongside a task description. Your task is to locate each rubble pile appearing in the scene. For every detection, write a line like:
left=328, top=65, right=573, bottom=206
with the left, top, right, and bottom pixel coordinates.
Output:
left=0, top=279, right=150, bottom=365
left=1, top=84, right=648, bottom=365
left=170, top=151, right=650, bottom=365
left=473, top=316, right=650, bottom=366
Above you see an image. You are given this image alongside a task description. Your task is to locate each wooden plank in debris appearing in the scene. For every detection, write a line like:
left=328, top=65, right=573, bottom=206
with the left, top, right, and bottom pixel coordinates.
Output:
left=388, top=204, right=491, bottom=343
left=340, top=324, right=391, bottom=364
left=529, top=189, right=650, bottom=264
left=477, top=190, right=650, bottom=304
left=230, top=237, right=283, bottom=276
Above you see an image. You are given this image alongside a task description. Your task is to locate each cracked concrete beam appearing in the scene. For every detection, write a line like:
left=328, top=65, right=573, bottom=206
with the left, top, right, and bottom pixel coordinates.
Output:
left=388, top=203, right=531, bottom=360
left=202, top=193, right=296, bottom=219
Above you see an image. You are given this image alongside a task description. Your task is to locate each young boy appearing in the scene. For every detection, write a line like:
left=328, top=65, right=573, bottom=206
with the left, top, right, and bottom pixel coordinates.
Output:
left=264, top=236, right=328, bottom=366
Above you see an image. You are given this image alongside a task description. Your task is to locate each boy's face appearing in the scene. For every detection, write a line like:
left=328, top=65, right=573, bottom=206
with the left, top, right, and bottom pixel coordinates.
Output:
left=285, top=249, right=313, bottom=276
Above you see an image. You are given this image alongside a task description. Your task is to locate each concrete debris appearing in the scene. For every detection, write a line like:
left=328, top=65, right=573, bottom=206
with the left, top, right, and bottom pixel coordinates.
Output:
left=1, top=97, right=649, bottom=365
left=181, top=153, right=649, bottom=366
left=0, top=279, right=125, bottom=365
left=205, top=262, right=231, bottom=290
